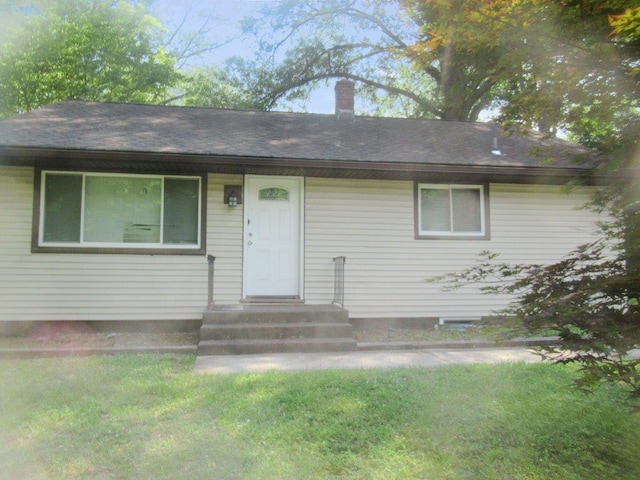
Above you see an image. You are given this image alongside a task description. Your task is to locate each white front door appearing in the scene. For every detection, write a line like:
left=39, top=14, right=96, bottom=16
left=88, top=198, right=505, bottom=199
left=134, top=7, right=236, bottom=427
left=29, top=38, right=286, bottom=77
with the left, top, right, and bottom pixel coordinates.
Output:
left=244, top=176, right=303, bottom=298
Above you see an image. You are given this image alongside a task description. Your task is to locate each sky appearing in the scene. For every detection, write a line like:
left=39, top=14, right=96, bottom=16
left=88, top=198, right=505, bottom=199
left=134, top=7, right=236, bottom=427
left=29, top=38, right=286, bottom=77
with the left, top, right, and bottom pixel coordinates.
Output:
left=150, top=0, right=337, bottom=113
left=150, top=0, right=267, bottom=63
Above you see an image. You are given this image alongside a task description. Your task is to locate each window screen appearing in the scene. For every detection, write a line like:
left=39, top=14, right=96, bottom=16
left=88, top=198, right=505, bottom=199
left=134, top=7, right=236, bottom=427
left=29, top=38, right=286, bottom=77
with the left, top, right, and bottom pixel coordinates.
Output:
left=451, top=188, right=481, bottom=233
left=163, top=178, right=200, bottom=244
left=418, top=184, right=486, bottom=237
left=42, top=174, right=82, bottom=242
left=420, top=188, right=451, bottom=232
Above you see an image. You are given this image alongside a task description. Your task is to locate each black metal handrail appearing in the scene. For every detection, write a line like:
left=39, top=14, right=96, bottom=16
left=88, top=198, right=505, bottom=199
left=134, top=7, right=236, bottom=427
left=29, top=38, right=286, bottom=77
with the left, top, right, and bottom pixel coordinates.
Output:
left=332, top=256, right=346, bottom=307
left=207, top=254, right=216, bottom=310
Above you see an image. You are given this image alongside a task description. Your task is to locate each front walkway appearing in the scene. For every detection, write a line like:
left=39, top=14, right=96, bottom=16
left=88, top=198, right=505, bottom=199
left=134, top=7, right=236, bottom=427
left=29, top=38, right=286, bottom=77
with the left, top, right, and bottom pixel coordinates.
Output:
left=194, top=346, right=543, bottom=374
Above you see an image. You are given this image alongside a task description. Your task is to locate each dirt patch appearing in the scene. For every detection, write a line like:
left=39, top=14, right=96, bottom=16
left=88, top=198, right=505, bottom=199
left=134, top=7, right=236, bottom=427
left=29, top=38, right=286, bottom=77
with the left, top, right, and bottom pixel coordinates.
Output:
left=0, top=323, right=522, bottom=350
left=0, top=322, right=199, bottom=349
left=354, top=326, right=519, bottom=343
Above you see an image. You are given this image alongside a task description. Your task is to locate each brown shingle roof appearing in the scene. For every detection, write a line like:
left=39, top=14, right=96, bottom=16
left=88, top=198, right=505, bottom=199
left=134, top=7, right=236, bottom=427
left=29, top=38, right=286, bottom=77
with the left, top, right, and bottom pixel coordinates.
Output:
left=0, top=100, right=595, bottom=174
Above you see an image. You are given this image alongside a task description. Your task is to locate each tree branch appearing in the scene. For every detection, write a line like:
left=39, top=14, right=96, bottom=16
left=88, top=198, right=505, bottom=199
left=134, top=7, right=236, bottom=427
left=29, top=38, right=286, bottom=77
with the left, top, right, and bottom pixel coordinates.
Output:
left=344, top=7, right=409, bottom=49
left=264, top=69, right=440, bottom=117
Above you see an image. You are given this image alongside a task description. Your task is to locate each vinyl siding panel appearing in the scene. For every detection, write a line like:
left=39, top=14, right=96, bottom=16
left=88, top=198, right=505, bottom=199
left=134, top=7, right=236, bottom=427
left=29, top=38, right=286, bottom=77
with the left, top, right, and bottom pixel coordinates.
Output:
left=205, top=174, right=243, bottom=303
left=0, top=167, right=602, bottom=322
left=304, top=178, right=602, bottom=318
left=0, top=167, right=245, bottom=321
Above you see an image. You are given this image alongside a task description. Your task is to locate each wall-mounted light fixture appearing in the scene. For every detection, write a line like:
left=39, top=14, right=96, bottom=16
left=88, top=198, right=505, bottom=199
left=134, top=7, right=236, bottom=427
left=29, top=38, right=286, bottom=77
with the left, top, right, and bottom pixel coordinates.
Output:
left=224, top=185, right=242, bottom=207
left=228, top=192, right=238, bottom=207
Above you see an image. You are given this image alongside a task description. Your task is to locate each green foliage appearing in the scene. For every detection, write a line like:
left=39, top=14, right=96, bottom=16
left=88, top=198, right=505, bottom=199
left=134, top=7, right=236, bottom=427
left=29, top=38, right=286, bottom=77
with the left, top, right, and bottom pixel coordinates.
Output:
left=424, top=0, right=640, bottom=408
left=404, top=0, right=544, bottom=121
left=610, top=5, right=640, bottom=78
left=239, top=0, right=638, bottom=142
left=2, top=355, right=640, bottom=479
left=241, top=0, right=443, bottom=116
left=494, top=0, right=639, bottom=141
left=0, top=0, right=180, bottom=117
left=176, top=64, right=271, bottom=110
left=432, top=193, right=640, bottom=407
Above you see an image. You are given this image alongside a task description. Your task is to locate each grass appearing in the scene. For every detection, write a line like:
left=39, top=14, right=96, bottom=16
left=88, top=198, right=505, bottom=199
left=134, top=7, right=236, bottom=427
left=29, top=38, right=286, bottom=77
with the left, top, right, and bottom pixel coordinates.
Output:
left=1, top=355, right=639, bottom=479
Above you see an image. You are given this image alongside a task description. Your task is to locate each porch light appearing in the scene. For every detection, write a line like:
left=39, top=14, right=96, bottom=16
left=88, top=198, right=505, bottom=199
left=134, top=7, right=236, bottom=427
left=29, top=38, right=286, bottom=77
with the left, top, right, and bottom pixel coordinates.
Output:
left=228, top=191, right=238, bottom=207
left=224, top=185, right=242, bottom=207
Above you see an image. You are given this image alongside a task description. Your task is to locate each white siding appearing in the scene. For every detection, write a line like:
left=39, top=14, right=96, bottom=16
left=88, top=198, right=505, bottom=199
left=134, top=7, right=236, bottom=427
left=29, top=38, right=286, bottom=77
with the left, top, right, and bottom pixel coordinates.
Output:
left=0, top=167, right=603, bottom=322
left=206, top=174, right=243, bottom=304
left=305, top=178, right=602, bottom=318
left=0, top=167, right=243, bottom=321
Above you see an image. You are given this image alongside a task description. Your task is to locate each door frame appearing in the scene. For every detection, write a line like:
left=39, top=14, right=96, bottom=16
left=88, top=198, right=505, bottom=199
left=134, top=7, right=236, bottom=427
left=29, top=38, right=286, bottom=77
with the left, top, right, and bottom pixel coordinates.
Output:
left=242, top=175, right=305, bottom=300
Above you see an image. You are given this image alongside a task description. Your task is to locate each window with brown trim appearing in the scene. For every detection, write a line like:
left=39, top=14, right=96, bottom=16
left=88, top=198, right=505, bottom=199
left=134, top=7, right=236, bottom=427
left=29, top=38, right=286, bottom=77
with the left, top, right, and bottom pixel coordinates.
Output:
left=415, top=183, right=490, bottom=239
left=33, top=170, right=206, bottom=254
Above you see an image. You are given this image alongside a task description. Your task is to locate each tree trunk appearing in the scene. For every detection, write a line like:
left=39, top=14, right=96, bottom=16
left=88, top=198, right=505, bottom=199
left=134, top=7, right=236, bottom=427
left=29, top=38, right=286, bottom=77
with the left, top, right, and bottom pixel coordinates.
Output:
left=439, top=43, right=473, bottom=122
left=624, top=181, right=640, bottom=302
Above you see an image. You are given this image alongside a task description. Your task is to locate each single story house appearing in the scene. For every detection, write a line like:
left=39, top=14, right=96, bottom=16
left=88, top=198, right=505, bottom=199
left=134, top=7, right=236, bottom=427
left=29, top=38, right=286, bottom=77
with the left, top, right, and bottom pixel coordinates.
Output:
left=0, top=81, right=603, bottom=345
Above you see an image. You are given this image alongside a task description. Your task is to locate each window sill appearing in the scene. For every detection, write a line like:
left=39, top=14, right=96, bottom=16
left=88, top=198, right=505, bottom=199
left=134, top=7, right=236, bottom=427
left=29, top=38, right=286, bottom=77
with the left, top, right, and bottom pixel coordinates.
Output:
left=31, top=245, right=205, bottom=255
left=415, top=233, right=490, bottom=241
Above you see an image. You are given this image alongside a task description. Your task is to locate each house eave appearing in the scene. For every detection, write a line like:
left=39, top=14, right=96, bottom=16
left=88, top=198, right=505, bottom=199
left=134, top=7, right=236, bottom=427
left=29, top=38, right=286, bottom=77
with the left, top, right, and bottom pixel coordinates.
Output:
left=0, top=145, right=600, bottom=185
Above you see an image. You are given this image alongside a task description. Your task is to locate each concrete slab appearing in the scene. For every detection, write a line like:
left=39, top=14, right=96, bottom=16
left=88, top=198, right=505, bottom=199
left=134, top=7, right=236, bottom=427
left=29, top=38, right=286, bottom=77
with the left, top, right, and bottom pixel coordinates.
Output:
left=194, top=347, right=543, bottom=374
left=428, top=348, right=543, bottom=365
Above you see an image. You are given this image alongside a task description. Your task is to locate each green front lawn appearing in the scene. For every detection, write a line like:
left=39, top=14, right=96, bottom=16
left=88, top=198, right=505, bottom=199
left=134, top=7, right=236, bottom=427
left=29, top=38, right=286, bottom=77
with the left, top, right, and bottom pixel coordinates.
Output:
left=1, top=355, right=638, bottom=479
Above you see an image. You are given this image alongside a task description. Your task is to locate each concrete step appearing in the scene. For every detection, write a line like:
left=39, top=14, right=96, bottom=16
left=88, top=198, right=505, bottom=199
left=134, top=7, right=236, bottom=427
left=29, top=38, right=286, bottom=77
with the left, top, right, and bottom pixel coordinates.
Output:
left=199, top=322, right=354, bottom=341
left=202, top=305, right=348, bottom=325
left=197, top=337, right=358, bottom=356
left=198, top=304, right=355, bottom=355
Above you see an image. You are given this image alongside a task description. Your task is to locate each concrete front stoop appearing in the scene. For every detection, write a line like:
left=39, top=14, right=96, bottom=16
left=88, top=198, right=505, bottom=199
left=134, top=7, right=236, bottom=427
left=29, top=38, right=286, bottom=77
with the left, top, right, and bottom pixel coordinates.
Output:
left=197, top=304, right=357, bottom=355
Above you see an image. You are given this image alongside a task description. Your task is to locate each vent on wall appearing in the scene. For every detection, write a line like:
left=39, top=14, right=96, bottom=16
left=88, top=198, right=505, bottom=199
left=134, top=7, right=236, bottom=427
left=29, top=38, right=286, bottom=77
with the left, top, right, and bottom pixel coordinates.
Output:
left=437, top=316, right=482, bottom=331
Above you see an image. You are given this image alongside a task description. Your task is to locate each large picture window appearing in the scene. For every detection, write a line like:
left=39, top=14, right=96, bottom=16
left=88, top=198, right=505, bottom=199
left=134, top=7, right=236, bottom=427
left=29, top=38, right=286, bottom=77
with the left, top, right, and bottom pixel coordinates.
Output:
left=36, top=171, right=204, bottom=253
left=416, top=184, right=488, bottom=239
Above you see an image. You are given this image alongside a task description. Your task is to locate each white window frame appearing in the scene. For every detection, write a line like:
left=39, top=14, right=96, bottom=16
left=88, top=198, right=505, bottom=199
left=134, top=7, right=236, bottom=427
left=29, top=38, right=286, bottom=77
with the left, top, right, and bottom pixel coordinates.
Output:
left=37, top=170, right=203, bottom=252
left=417, top=183, right=488, bottom=238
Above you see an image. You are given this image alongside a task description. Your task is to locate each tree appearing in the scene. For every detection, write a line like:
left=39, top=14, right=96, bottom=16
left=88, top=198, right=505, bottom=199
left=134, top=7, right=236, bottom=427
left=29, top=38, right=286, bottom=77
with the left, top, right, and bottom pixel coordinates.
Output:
left=240, top=0, right=487, bottom=119
left=239, top=0, right=636, bottom=133
left=174, top=64, right=272, bottom=110
left=609, top=6, right=640, bottom=78
left=433, top=204, right=640, bottom=408
left=431, top=5, right=640, bottom=409
left=402, top=0, right=541, bottom=121
left=494, top=1, right=640, bottom=142
left=0, top=0, right=179, bottom=118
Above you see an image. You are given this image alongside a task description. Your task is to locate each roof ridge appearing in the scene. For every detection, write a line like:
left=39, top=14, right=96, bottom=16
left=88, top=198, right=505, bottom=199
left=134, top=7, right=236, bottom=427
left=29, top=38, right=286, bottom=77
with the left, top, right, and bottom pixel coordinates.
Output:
left=30, top=100, right=507, bottom=127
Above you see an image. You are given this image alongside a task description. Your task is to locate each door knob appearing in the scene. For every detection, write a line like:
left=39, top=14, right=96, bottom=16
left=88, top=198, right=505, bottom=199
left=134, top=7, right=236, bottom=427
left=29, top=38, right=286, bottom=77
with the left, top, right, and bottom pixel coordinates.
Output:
left=248, top=241, right=253, bottom=245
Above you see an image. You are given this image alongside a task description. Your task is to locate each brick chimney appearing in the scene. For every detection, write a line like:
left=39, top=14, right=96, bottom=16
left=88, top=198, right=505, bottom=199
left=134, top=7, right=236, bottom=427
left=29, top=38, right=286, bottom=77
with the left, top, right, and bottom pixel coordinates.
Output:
left=334, top=79, right=355, bottom=120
